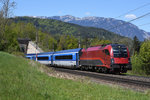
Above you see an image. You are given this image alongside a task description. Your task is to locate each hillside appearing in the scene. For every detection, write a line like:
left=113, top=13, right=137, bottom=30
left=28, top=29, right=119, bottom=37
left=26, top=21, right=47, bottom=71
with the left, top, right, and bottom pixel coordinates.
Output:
left=48, top=15, right=150, bottom=41
left=0, top=52, right=150, bottom=100
left=12, top=17, right=131, bottom=42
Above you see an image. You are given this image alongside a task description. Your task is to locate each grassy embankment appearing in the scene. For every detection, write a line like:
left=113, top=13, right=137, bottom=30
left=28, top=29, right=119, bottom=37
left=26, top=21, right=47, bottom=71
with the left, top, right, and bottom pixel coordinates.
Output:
left=0, top=52, right=150, bottom=100
left=124, top=71, right=150, bottom=77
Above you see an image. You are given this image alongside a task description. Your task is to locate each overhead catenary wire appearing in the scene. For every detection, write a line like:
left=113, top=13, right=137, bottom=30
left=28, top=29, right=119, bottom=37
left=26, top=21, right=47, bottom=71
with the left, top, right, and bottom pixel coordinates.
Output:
left=115, top=2, right=150, bottom=19
left=97, top=2, right=150, bottom=29
left=138, top=22, right=150, bottom=26
left=87, top=3, right=150, bottom=41
left=107, top=12, right=150, bottom=31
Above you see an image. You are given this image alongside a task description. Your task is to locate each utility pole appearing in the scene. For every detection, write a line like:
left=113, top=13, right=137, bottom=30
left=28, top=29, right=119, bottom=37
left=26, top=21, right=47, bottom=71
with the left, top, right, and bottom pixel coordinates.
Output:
left=78, top=32, right=81, bottom=48
left=53, top=42, right=55, bottom=52
left=85, top=37, right=88, bottom=49
left=35, top=26, right=38, bottom=61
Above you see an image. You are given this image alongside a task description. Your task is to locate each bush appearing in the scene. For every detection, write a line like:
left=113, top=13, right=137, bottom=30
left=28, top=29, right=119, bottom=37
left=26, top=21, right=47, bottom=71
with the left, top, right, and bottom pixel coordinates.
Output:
left=139, top=41, right=150, bottom=75
left=131, top=54, right=143, bottom=74
left=131, top=40, right=150, bottom=75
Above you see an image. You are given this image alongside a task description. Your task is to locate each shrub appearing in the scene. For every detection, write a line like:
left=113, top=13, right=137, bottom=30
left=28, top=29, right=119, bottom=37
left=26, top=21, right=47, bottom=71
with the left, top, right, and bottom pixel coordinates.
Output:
left=131, top=53, right=143, bottom=74
left=131, top=40, right=150, bottom=75
left=139, top=41, right=150, bottom=75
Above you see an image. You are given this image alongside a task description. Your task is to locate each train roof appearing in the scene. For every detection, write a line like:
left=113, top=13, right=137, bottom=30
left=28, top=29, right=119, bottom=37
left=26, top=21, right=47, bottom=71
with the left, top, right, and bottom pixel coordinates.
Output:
left=54, top=48, right=82, bottom=54
left=26, top=48, right=82, bottom=56
left=37, top=52, right=54, bottom=55
left=82, top=44, right=127, bottom=52
left=110, top=44, right=126, bottom=48
left=26, top=51, right=54, bottom=56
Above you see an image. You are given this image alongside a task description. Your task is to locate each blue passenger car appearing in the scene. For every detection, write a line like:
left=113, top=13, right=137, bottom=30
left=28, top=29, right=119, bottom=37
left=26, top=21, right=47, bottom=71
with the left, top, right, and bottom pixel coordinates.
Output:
left=52, top=48, right=82, bottom=68
left=26, top=54, right=36, bottom=60
left=26, top=52, right=54, bottom=65
left=25, top=48, right=82, bottom=68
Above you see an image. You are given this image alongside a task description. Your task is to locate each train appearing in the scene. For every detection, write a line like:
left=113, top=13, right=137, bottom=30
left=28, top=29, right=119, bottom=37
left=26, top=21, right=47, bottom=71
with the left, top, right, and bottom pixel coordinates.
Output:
left=26, top=44, right=132, bottom=73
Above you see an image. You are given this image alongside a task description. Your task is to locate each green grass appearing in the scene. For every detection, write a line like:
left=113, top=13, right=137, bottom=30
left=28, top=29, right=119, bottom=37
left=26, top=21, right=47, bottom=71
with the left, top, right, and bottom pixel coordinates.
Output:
left=124, top=71, right=150, bottom=77
left=0, top=52, right=150, bottom=100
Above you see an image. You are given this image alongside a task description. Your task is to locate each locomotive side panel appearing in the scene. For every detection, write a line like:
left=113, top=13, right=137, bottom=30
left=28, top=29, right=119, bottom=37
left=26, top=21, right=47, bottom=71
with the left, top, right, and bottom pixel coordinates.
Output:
left=80, top=48, right=105, bottom=67
left=103, top=49, right=111, bottom=68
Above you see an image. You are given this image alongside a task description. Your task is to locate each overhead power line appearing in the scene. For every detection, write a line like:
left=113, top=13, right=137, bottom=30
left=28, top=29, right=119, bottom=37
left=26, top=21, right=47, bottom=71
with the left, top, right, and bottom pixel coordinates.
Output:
left=115, top=2, right=150, bottom=19
left=138, top=22, right=150, bottom=26
left=108, top=12, right=150, bottom=30
left=97, top=2, right=150, bottom=29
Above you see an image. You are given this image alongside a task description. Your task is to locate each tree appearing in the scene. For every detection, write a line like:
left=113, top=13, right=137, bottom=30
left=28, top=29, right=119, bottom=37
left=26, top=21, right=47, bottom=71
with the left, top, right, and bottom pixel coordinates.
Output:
left=66, top=35, right=78, bottom=49
left=131, top=40, right=150, bottom=75
left=0, top=0, right=16, bottom=51
left=139, top=40, right=150, bottom=75
left=57, top=35, right=67, bottom=51
left=133, top=36, right=140, bottom=55
left=90, top=38, right=111, bottom=47
left=57, top=35, right=78, bottom=51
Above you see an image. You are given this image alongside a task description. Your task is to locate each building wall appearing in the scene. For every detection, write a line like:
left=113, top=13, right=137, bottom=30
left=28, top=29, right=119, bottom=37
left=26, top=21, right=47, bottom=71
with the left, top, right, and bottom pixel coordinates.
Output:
left=27, top=41, right=43, bottom=54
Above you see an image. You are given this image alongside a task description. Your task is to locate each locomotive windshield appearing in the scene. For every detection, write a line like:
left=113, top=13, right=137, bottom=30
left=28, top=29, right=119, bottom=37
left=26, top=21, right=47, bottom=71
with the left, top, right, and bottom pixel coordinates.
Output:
left=112, top=46, right=128, bottom=58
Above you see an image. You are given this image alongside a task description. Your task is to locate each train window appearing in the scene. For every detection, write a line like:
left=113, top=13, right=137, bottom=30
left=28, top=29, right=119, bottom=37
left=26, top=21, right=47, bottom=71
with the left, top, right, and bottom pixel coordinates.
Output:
left=55, top=55, right=73, bottom=60
left=105, top=49, right=110, bottom=56
left=37, top=57, right=49, bottom=60
left=113, top=47, right=128, bottom=58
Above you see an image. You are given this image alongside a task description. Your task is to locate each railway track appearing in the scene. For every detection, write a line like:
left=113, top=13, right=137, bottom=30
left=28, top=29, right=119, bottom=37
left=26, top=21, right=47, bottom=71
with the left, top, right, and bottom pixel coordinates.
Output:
left=52, top=67, right=150, bottom=88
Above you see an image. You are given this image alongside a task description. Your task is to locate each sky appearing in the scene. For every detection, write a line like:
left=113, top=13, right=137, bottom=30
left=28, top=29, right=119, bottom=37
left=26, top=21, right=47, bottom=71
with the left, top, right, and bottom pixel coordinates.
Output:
left=14, top=0, right=150, bottom=32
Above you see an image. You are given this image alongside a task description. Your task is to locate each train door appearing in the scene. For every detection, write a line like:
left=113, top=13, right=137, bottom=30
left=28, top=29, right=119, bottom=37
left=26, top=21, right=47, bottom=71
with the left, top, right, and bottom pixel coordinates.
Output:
left=104, top=49, right=111, bottom=67
left=76, top=53, right=79, bottom=68
left=51, top=55, right=53, bottom=65
left=33, top=56, right=36, bottom=61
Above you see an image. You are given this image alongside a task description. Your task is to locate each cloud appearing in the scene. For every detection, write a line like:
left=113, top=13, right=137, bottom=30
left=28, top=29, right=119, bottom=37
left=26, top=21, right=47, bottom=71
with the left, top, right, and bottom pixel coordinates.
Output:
left=125, top=14, right=137, bottom=19
left=85, top=12, right=91, bottom=15
left=57, top=11, right=63, bottom=15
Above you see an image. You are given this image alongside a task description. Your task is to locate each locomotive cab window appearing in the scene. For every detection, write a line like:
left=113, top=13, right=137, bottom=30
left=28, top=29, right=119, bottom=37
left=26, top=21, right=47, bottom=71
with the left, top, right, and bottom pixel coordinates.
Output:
left=37, top=56, right=49, bottom=60
left=113, top=46, right=128, bottom=58
left=55, top=55, right=73, bottom=60
left=105, top=49, right=110, bottom=56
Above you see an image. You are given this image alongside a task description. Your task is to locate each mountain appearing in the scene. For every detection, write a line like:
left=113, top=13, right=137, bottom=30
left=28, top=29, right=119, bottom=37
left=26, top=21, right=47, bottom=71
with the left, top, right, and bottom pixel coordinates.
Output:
left=12, top=16, right=131, bottom=43
left=48, top=15, right=150, bottom=41
left=148, top=32, right=150, bottom=37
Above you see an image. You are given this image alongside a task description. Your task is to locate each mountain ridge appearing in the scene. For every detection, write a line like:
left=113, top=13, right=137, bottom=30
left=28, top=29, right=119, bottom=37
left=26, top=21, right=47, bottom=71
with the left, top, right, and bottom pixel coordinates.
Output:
left=12, top=16, right=132, bottom=42
left=41, top=15, right=150, bottom=41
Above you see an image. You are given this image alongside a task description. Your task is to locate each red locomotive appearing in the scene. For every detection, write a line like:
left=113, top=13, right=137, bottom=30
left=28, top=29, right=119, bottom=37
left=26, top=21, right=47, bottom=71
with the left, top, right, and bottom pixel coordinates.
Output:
left=79, top=44, right=132, bottom=73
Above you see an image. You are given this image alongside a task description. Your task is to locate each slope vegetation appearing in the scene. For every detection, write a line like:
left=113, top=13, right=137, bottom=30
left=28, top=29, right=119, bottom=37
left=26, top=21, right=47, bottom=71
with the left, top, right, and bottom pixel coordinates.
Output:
left=0, top=52, right=150, bottom=100
left=12, top=17, right=131, bottom=42
left=49, top=15, right=150, bottom=41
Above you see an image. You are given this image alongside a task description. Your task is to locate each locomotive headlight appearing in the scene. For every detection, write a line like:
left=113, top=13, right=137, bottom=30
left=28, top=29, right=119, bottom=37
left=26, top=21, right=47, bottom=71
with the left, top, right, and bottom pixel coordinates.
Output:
left=111, top=58, right=114, bottom=64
